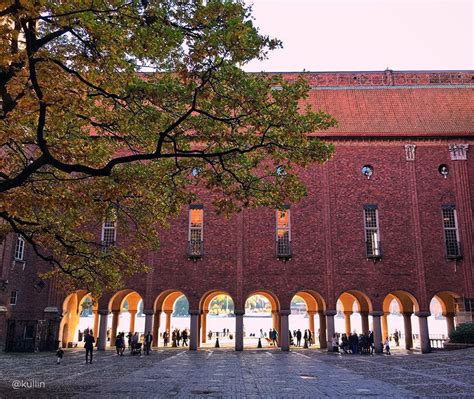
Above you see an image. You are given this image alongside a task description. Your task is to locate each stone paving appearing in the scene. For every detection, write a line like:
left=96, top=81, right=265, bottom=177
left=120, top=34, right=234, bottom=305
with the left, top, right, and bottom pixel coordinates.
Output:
left=0, top=347, right=473, bottom=398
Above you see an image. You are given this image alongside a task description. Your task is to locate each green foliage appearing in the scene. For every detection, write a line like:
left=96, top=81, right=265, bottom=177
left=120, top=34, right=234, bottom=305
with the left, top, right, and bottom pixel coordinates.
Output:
left=0, top=0, right=336, bottom=296
left=449, top=323, right=474, bottom=344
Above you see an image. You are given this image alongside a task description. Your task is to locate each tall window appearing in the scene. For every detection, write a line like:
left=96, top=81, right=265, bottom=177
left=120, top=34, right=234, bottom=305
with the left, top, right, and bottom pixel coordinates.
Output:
left=101, top=214, right=117, bottom=252
left=276, top=206, right=291, bottom=259
left=364, top=205, right=381, bottom=258
left=10, top=291, right=17, bottom=305
left=14, top=234, right=25, bottom=261
left=188, top=205, right=203, bottom=258
left=442, top=205, right=461, bottom=258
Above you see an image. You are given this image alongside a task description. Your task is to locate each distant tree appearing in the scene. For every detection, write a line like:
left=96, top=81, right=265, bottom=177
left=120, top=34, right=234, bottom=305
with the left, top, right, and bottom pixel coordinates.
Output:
left=0, top=1, right=336, bottom=295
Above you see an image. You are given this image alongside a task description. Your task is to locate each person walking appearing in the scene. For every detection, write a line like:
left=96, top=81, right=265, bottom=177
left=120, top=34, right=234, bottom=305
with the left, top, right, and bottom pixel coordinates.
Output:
left=144, top=331, right=153, bottom=355
left=84, top=331, right=95, bottom=364
left=308, top=330, right=313, bottom=346
left=271, top=329, right=278, bottom=347
left=115, top=334, right=123, bottom=356
left=182, top=329, right=188, bottom=346
left=394, top=329, right=400, bottom=347
left=331, top=334, right=339, bottom=352
left=384, top=337, right=391, bottom=355
left=368, top=331, right=374, bottom=354
left=56, top=347, right=64, bottom=364
left=296, top=329, right=302, bottom=347
left=163, top=330, right=168, bottom=347
left=176, top=330, right=181, bottom=346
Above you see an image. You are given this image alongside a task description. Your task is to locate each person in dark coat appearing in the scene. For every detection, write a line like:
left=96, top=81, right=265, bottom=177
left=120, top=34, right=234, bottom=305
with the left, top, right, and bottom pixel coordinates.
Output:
left=296, top=329, right=302, bottom=347
left=144, top=331, right=153, bottom=355
left=115, top=334, right=123, bottom=356
left=84, top=331, right=95, bottom=364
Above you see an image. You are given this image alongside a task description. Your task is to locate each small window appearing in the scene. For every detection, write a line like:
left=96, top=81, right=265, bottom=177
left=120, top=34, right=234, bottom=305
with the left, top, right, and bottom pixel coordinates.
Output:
left=361, top=165, right=373, bottom=179
left=442, top=206, right=461, bottom=259
left=10, top=291, right=17, bottom=305
left=364, top=205, right=381, bottom=259
left=188, top=205, right=203, bottom=258
left=14, top=235, right=25, bottom=261
left=276, top=206, right=291, bottom=259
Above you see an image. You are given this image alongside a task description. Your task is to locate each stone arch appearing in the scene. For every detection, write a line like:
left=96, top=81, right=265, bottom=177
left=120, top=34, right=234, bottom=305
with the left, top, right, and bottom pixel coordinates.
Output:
left=381, top=290, right=421, bottom=351
left=245, top=290, right=280, bottom=312
left=59, top=290, right=96, bottom=348
left=336, top=290, right=373, bottom=336
left=108, top=289, right=144, bottom=346
left=431, top=291, right=461, bottom=315
left=429, top=291, right=462, bottom=339
left=199, top=290, right=235, bottom=346
left=290, top=290, right=326, bottom=346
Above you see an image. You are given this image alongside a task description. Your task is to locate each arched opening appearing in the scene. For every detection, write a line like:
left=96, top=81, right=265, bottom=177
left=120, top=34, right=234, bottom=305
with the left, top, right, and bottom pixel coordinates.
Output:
left=154, top=291, right=190, bottom=348
left=200, top=291, right=235, bottom=348
left=108, top=290, right=144, bottom=348
left=382, top=290, right=419, bottom=351
left=336, top=290, right=372, bottom=337
left=429, top=291, right=461, bottom=341
left=59, top=290, right=97, bottom=348
left=244, top=291, right=279, bottom=349
left=289, top=290, right=325, bottom=348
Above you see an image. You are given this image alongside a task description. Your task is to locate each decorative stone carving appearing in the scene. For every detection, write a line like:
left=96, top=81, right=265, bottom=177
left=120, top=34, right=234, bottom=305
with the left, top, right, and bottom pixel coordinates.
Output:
left=404, top=144, right=416, bottom=161
left=448, top=144, right=469, bottom=160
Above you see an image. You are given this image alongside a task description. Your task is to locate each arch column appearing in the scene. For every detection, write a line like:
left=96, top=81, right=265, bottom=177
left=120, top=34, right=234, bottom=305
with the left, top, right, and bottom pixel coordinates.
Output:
left=381, top=312, right=389, bottom=341
left=144, top=310, right=153, bottom=334
left=110, top=310, right=120, bottom=346
left=235, top=310, right=244, bottom=351
left=344, top=311, right=352, bottom=335
left=325, top=310, right=336, bottom=351
left=370, top=311, right=383, bottom=353
left=360, top=311, right=369, bottom=335
left=98, top=310, right=109, bottom=351
left=201, top=310, right=209, bottom=344
left=93, top=310, right=99, bottom=340
left=417, top=311, right=431, bottom=353
left=318, top=310, right=327, bottom=349
left=152, top=311, right=161, bottom=347
left=403, top=312, right=413, bottom=349
left=279, top=310, right=290, bottom=351
left=165, top=310, right=172, bottom=334
left=129, top=310, right=137, bottom=333
left=308, top=311, right=316, bottom=344
left=444, top=312, right=456, bottom=336
left=189, top=310, right=200, bottom=350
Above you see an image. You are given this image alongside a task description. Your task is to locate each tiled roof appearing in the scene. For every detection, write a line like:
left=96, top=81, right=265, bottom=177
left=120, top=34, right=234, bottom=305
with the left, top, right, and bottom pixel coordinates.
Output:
left=306, top=86, right=474, bottom=137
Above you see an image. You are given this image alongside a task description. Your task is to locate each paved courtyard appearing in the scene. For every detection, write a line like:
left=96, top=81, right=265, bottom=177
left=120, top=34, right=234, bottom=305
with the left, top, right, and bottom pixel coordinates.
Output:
left=0, top=348, right=473, bottom=398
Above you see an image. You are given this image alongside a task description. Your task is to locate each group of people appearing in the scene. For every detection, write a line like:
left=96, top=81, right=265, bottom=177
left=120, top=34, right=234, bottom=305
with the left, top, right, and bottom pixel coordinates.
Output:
left=289, top=329, right=313, bottom=347
left=165, top=328, right=189, bottom=347
left=331, top=331, right=395, bottom=355
left=113, top=331, right=153, bottom=356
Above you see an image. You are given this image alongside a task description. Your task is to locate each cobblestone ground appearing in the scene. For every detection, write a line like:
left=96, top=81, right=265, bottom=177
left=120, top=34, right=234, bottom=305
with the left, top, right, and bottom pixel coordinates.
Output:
left=0, top=347, right=473, bottom=398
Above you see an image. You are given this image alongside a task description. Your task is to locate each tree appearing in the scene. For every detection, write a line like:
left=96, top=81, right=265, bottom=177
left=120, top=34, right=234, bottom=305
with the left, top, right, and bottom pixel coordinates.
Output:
left=0, top=0, right=336, bottom=295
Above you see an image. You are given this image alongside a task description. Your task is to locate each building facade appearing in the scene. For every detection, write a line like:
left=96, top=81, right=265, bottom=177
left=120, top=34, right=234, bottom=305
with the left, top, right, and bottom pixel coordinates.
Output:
left=0, top=70, right=473, bottom=353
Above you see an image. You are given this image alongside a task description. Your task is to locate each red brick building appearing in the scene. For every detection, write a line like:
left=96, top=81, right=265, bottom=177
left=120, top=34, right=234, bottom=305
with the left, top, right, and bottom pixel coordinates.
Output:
left=1, top=70, right=473, bottom=354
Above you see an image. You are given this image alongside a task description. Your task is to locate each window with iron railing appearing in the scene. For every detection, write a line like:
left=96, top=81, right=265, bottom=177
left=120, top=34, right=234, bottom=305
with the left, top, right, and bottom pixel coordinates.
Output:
left=14, top=234, right=25, bottom=261
left=188, top=205, right=203, bottom=258
left=364, top=205, right=381, bottom=259
left=101, top=219, right=116, bottom=252
left=276, top=207, right=291, bottom=259
left=442, top=205, right=461, bottom=259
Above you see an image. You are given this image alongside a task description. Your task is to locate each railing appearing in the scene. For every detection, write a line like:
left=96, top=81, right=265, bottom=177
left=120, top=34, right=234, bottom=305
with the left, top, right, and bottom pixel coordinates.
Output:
left=100, top=240, right=115, bottom=253
left=188, top=240, right=204, bottom=259
left=365, top=240, right=382, bottom=260
left=276, top=239, right=292, bottom=260
left=430, top=338, right=446, bottom=349
left=446, top=241, right=462, bottom=260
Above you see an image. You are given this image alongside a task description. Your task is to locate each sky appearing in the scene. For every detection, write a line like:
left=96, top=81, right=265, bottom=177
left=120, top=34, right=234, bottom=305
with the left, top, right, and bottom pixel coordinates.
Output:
left=242, top=0, right=473, bottom=72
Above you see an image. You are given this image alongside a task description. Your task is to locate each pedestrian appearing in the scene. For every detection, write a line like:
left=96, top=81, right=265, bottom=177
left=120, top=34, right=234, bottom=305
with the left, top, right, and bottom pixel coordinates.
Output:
left=289, top=330, right=294, bottom=346
left=341, top=333, right=349, bottom=354
left=368, top=331, right=374, bottom=354
left=271, top=328, right=278, bottom=346
left=208, top=330, right=213, bottom=341
left=115, top=334, right=123, bottom=355
left=131, top=332, right=139, bottom=352
left=308, top=330, right=313, bottom=346
left=176, top=330, right=181, bottom=346
left=296, top=329, right=302, bottom=346
left=56, top=347, right=64, bottom=364
left=331, top=334, right=339, bottom=352
left=394, top=329, right=400, bottom=347
left=163, top=330, right=168, bottom=347
left=144, top=331, right=153, bottom=355
left=84, top=331, right=95, bottom=364
left=303, top=330, right=308, bottom=346
left=182, top=329, right=188, bottom=346
left=127, top=332, right=132, bottom=350
left=384, top=337, right=391, bottom=355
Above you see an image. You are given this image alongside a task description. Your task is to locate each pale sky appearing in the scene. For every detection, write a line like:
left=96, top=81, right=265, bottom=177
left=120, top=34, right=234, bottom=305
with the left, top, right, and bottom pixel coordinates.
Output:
left=243, top=0, right=473, bottom=72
